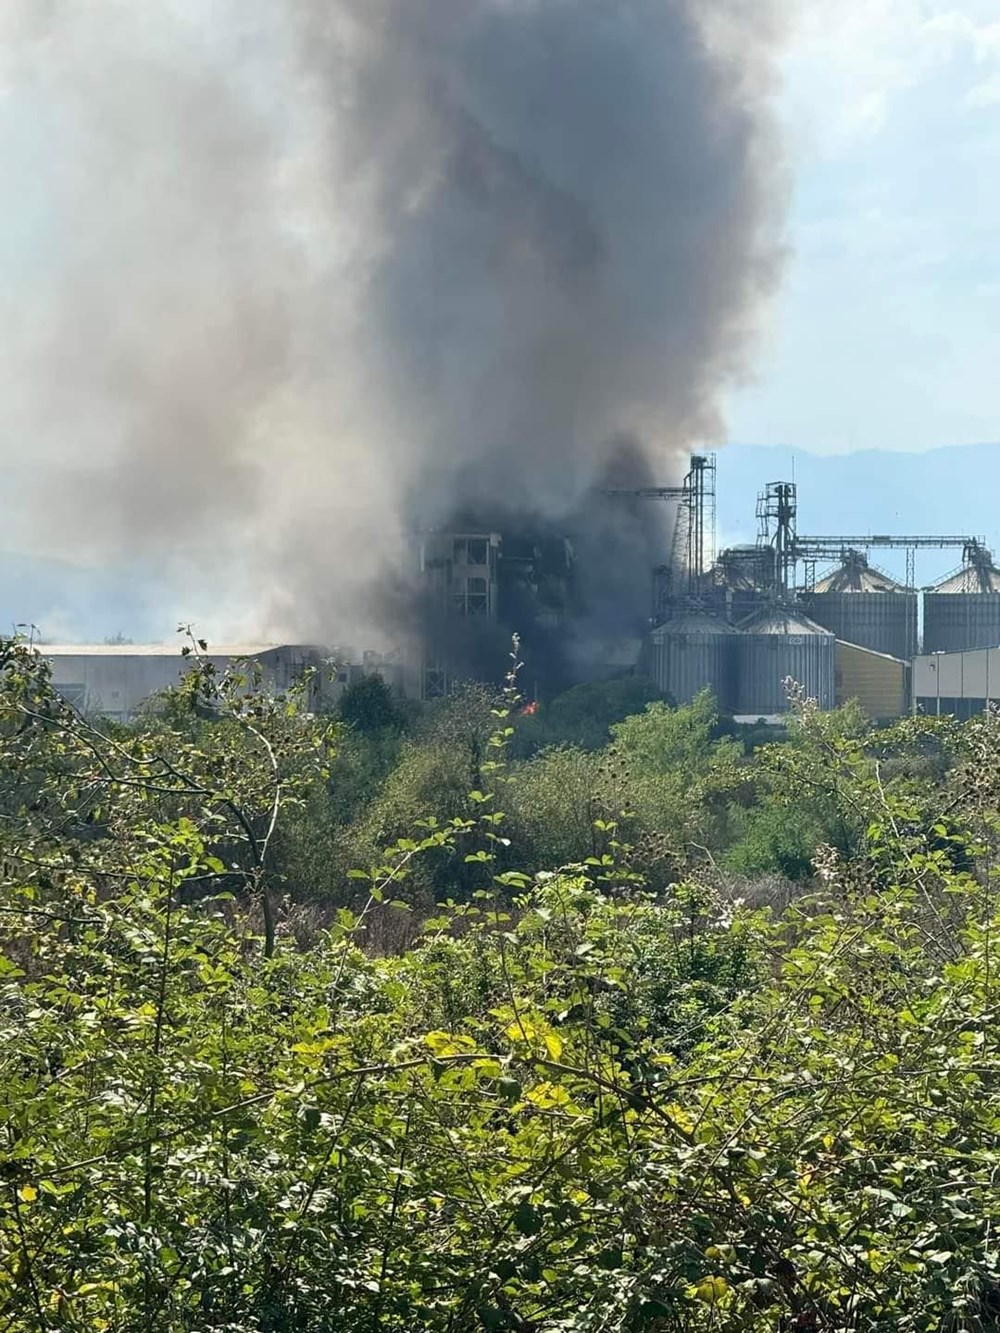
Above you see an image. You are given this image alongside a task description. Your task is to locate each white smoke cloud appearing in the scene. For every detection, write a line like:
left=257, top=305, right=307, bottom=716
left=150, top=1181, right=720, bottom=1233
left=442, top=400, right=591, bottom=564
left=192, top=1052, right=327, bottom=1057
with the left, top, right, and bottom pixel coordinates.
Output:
left=0, top=0, right=788, bottom=645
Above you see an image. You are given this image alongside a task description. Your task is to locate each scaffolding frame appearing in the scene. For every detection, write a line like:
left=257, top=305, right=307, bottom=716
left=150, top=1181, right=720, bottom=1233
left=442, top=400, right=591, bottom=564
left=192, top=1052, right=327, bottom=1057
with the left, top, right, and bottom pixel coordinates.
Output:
left=604, top=453, right=717, bottom=620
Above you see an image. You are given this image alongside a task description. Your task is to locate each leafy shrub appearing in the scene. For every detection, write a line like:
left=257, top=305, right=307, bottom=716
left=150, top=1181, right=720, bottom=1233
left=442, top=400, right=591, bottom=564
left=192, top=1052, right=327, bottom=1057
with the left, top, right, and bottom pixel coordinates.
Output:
left=3, top=640, right=1000, bottom=1331
left=511, top=675, right=664, bottom=757
left=337, top=672, right=406, bottom=735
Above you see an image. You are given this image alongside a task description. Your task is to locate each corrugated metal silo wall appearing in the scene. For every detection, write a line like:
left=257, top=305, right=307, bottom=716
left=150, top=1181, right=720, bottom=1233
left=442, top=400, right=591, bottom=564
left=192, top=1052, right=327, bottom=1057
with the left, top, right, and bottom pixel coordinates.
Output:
left=736, top=631, right=836, bottom=715
left=804, top=591, right=917, bottom=661
left=653, top=632, right=736, bottom=711
left=923, top=593, right=1000, bottom=653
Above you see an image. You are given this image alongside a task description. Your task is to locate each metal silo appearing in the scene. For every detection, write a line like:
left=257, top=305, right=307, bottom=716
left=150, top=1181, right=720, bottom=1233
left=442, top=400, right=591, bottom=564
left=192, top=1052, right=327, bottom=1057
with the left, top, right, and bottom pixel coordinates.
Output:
left=736, top=606, right=835, bottom=716
left=804, top=557, right=917, bottom=661
left=652, top=611, right=739, bottom=711
left=923, top=562, right=1000, bottom=652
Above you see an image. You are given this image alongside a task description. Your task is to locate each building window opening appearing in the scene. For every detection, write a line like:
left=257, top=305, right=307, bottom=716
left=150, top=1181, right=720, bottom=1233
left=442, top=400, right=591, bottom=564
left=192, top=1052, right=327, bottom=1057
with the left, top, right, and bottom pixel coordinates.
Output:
left=450, top=575, right=490, bottom=618
left=453, top=538, right=489, bottom=567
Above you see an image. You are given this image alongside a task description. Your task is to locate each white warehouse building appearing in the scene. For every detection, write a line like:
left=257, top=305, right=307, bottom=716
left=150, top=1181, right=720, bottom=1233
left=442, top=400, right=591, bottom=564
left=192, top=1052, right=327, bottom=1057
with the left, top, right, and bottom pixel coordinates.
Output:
left=913, top=647, right=1000, bottom=720
left=40, top=643, right=333, bottom=721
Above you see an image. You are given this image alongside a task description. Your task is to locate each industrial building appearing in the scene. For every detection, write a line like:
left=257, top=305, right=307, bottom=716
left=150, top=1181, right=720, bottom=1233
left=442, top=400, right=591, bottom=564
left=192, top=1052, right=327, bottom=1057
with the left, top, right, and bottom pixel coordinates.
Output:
left=414, top=526, right=576, bottom=697
left=803, top=554, right=916, bottom=663
left=417, top=531, right=503, bottom=624
left=623, top=463, right=998, bottom=721
left=651, top=610, right=739, bottom=714
left=36, top=456, right=1000, bottom=725
left=735, top=606, right=835, bottom=715
left=38, top=642, right=395, bottom=721
left=411, top=456, right=1000, bottom=720
left=835, top=641, right=909, bottom=722
left=913, top=648, right=1000, bottom=719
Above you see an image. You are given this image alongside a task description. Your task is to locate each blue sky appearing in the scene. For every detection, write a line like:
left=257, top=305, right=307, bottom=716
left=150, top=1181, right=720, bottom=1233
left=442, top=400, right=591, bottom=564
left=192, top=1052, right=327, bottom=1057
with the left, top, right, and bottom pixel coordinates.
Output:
left=727, top=0, right=1000, bottom=455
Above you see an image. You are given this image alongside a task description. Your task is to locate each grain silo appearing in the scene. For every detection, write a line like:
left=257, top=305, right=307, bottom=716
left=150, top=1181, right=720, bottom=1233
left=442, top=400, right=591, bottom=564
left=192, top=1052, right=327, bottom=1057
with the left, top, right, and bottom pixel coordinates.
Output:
left=652, top=611, right=739, bottom=711
left=803, top=554, right=917, bottom=662
left=923, top=559, right=1000, bottom=653
left=735, top=606, right=835, bottom=716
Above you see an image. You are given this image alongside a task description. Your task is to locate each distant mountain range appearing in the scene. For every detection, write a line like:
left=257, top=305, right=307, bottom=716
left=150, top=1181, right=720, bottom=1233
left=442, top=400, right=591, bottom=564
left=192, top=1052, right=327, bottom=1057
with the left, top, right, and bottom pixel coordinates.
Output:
left=715, top=443, right=1000, bottom=588
left=3, top=443, right=999, bottom=642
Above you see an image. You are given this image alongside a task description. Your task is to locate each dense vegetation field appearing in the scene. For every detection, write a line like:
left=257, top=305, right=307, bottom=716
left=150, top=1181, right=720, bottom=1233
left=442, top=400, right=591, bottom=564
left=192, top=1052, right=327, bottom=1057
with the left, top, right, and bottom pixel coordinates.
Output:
left=1, top=637, right=999, bottom=1331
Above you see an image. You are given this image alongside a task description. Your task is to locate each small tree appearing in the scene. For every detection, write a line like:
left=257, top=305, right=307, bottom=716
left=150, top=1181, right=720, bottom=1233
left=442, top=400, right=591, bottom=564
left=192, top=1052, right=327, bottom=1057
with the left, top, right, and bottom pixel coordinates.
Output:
left=338, top=673, right=403, bottom=735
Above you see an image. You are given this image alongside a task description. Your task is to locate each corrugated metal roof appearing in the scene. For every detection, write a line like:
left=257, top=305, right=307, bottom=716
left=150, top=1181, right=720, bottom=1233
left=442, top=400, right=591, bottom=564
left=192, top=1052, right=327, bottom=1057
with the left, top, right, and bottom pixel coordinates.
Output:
left=37, top=643, right=285, bottom=658
left=835, top=639, right=908, bottom=665
left=813, top=563, right=904, bottom=593
left=653, top=611, right=739, bottom=639
left=933, top=567, right=1000, bottom=593
left=738, top=606, right=834, bottom=636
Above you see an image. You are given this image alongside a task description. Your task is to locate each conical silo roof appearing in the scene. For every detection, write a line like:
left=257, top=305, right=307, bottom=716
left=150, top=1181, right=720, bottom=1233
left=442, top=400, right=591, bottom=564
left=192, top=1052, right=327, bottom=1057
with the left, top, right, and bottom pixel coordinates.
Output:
left=933, top=564, right=1000, bottom=593
left=738, top=606, right=834, bottom=637
left=804, top=575, right=916, bottom=660
left=813, top=562, right=905, bottom=593
left=652, top=609, right=739, bottom=639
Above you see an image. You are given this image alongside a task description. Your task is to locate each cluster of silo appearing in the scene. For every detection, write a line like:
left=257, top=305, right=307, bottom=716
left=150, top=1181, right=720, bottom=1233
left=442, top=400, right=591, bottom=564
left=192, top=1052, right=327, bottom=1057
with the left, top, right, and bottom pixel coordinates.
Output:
left=803, top=557, right=917, bottom=662
left=653, top=474, right=1000, bottom=714
left=779, top=550, right=1000, bottom=664
left=923, top=561, right=1000, bottom=653
left=651, top=604, right=835, bottom=715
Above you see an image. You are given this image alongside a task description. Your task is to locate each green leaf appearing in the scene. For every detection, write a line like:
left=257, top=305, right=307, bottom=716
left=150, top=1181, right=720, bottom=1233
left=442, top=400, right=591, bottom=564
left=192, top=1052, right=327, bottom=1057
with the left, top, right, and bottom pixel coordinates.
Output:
left=478, top=1309, right=509, bottom=1331
left=513, top=1201, right=541, bottom=1235
left=300, top=1105, right=322, bottom=1133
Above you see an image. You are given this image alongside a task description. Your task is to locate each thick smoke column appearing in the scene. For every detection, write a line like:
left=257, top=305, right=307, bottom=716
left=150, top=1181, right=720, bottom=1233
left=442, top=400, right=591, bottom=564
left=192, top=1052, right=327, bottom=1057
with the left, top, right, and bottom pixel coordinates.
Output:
left=0, top=1, right=786, bottom=645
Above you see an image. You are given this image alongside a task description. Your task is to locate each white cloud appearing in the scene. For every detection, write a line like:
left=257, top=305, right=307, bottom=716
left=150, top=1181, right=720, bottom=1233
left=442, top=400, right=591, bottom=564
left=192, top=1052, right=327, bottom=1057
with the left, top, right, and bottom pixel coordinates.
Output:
left=727, top=1, right=1000, bottom=454
left=968, top=71, right=1000, bottom=105
left=783, top=0, right=1000, bottom=155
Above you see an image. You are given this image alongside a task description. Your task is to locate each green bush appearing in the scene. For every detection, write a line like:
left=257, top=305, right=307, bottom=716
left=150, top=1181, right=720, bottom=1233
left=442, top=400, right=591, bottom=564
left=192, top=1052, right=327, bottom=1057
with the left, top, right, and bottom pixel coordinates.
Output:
left=337, top=672, right=406, bottom=735
left=511, top=675, right=664, bottom=757
left=3, top=640, right=1000, bottom=1330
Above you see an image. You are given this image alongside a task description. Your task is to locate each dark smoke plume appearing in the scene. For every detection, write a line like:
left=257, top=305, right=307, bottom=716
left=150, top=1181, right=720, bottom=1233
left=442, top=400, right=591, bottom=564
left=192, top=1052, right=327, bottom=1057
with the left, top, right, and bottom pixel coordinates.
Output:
left=0, top=1, right=787, bottom=647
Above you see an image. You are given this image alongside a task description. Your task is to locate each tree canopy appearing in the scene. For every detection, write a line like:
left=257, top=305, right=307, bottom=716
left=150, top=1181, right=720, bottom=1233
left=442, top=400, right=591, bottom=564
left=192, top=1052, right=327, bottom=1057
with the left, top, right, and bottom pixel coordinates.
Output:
left=1, top=638, right=999, bottom=1330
